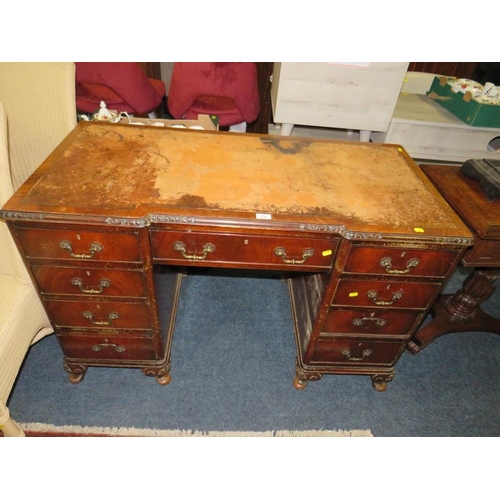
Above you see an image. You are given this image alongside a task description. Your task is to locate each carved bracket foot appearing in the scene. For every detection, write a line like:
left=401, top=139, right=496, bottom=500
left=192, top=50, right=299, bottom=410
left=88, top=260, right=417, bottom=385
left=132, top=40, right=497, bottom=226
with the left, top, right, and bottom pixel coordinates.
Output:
left=63, top=362, right=87, bottom=384
left=293, top=363, right=322, bottom=390
left=293, top=377, right=308, bottom=390
left=141, top=362, right=172, bottom=386
left=371, top=373, right=394, bottom=392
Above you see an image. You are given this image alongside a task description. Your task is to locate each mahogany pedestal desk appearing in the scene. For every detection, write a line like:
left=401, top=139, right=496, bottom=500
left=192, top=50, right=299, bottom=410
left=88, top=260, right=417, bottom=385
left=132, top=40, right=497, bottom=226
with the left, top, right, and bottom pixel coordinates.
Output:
left=0, top=123, right=472, bottom=391
left=409, top=164, right=500, bottom=353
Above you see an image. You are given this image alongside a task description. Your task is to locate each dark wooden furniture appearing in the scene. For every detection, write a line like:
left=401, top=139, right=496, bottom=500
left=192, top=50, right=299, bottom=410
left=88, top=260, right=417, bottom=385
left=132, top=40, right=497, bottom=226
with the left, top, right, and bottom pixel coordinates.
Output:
left=246, top=62, right=274, bottom=135
left=0, top=123, right=472, bottom=391
left=409, top=164, right=500, bottom=353
left=137, top=62, right=162, bottom=81
left=408, top=63, right=478, bottom=79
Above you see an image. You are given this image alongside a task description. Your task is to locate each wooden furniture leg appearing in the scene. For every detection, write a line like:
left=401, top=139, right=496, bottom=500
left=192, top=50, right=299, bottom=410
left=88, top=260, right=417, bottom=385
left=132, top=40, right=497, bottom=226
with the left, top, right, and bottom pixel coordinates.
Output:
left=409, top=268, right=500, bottom=353
left=64, top=362, right=87, bottom=384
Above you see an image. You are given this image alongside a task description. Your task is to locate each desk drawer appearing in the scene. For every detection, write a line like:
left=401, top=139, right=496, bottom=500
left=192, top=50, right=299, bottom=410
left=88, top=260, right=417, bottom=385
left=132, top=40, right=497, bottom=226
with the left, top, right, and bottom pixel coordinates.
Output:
left=344, top=246, right=458, bottom=278
left=313, top=339, right=406, bottom=366
left=151, top=231, right=338, bottom=270
left=14, top=227, right=142, bottom=262
left=333, top=279, right=440, bottom=309
left=32, top=266, right=147, bottom=298
left=57, top=332, right=158, bottom=361
left=321, top=308, right=420, bottom=337
left=45, top=300, right=152, bottom=329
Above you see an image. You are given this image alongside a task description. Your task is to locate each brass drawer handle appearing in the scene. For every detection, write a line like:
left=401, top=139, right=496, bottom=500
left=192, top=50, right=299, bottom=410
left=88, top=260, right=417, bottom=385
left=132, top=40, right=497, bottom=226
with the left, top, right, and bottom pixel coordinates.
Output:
left=60, top=240, right=103, bottom=259
left=342, top=348, right=372, bottom=361
left=92, top=343, right=126, bottom=353
left=71, top=277, right=111, bottom=294
left=352, top=316, right=386, bottom=327
left=173, top=241, right=216, bottom=260
left=83, top=311, right=119, bottom=325
left=367, top=290, right=403, bottom=306
left=274, top=246, right=314, bottom=265
left=379, top=257, right=420, bottom=274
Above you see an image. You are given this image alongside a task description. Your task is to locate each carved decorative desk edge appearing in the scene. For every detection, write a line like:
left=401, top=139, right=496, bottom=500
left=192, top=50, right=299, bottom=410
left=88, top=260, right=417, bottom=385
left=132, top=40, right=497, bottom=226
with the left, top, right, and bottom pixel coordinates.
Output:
left=300, top=223, right=473, bottom=245
left=0, top=210, right=45, bottom=221
left=105, top=215, right=196, bottom=227
left=147, top=215, right=196, bottom=224
left=105, top=216, right=473, bottom=247
left=105, top=217, right=149, bottom=227
left=0, top=210, right=475, bottom=247
left=435, top=236, right=474, bottom=245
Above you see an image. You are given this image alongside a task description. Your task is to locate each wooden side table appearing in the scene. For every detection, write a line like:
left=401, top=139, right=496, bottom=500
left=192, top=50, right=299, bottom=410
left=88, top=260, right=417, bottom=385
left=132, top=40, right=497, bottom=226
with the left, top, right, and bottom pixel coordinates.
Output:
left=409, top=164, right=500, bottom=353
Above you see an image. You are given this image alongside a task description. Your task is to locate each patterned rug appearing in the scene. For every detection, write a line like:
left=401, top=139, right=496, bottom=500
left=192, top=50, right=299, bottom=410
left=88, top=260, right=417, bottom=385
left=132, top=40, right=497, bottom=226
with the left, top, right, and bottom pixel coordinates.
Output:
left=19, top=423, right=373, bottom=437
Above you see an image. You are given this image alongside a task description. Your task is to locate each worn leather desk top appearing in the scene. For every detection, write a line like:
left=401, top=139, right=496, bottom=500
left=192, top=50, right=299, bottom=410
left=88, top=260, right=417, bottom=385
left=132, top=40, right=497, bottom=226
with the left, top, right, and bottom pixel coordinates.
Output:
left=3, top=122, right=472, bottom=241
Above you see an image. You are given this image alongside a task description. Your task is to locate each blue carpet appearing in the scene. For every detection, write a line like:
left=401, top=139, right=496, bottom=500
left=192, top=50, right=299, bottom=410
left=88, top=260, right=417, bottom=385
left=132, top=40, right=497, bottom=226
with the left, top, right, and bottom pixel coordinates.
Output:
left=7, top=265, right=500, bottom=436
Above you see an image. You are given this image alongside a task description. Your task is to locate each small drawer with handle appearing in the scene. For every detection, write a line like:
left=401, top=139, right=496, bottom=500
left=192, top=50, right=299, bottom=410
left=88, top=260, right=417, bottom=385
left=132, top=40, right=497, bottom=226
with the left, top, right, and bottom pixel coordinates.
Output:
left=32, top=266, right=147, bottom=298
left=321, top=308, right=421, bottom=337
left=343, top=246, right=458, bottom=278
left=313, top=339, right=406, bottom=366
left=13, top=227, right=142, bottom=262
left=56, top=332, right=158, bottom=361
left=44, top=300, right=152, bottom=329
left=333, top=279, right=440, bottom=309
left=151, top=231, right=338, bottom=270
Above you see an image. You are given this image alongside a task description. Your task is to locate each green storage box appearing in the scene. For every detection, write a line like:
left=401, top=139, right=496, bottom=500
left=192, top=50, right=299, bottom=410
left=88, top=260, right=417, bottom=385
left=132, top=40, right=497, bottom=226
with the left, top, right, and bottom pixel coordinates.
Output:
left=427, top=76, right=500, bottom=128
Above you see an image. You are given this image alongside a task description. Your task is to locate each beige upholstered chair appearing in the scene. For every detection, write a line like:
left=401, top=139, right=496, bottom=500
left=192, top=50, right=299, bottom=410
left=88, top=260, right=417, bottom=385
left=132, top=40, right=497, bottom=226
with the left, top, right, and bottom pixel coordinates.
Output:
left=0, top=62, right=77, bottom=189
left=0, top=63, right=76, bottom=436
left=0, top=102, right=55, bottom=436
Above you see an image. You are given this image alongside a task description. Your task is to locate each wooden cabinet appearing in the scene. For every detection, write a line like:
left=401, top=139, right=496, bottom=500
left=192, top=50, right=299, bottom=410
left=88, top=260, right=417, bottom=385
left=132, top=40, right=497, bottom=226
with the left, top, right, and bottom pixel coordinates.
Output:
left=1, top=122, right=473, bottom=391
left=290, top=240, right=463, bottom=391
left=9, top=222, right=180, bottom=385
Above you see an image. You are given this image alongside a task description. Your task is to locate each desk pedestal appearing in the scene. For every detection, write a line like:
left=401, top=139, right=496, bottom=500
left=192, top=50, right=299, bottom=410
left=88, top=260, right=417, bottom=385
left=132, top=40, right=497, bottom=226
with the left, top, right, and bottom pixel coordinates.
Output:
left=409, top=269, right=500, bottom=353
left=412, top=164, right=500, bottom=353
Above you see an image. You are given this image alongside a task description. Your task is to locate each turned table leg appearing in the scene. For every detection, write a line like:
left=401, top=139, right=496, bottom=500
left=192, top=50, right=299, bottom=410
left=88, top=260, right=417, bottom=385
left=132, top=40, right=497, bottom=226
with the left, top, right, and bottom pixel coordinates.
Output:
left=409, top=268, right=500, bottom=353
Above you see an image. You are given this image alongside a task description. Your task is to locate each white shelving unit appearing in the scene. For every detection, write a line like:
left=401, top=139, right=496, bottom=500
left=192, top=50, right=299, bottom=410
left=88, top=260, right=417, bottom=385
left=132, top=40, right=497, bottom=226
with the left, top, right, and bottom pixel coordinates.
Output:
left=271, top=62, right=409, bottom=142
left=371, top=93, right=500, bottom=163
